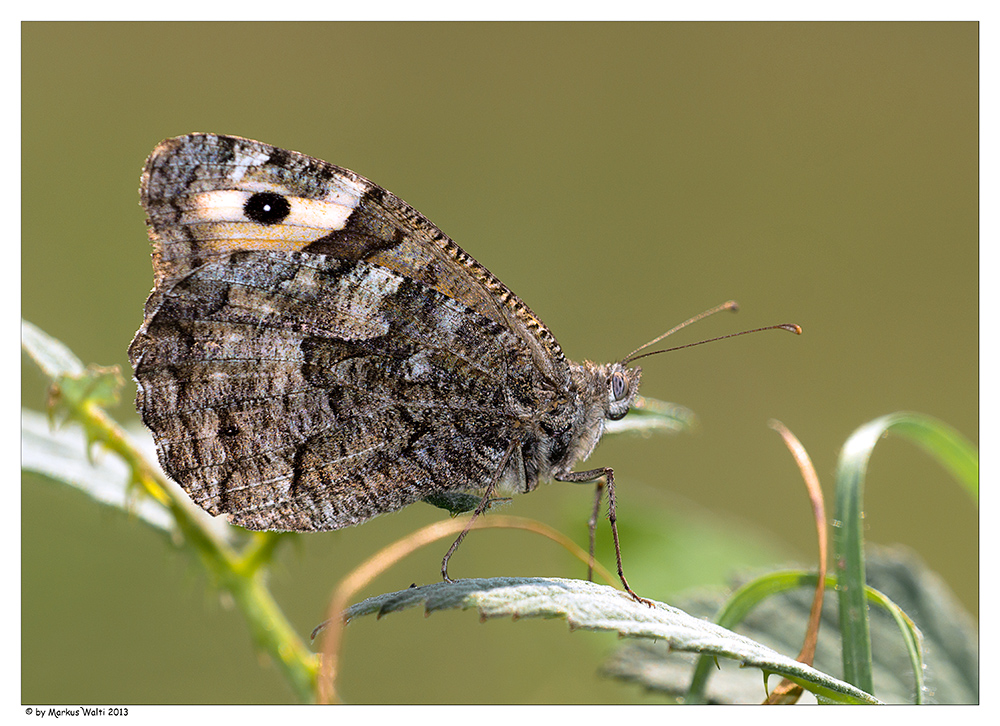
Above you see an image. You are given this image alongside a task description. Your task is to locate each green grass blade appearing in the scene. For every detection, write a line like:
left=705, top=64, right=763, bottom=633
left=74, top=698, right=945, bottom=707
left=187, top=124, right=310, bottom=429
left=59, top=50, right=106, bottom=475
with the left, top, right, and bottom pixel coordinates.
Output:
left=833, top=412, right=977, bottom=696
left=863, top=582, right=926, bottom=703
left=882, top=415, right=978, bottom=501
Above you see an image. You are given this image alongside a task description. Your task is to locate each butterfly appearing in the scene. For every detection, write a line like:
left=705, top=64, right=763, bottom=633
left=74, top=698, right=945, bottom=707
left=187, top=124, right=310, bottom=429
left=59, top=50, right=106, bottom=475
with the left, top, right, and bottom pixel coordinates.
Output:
left=129, top=133, right=798, bottom=605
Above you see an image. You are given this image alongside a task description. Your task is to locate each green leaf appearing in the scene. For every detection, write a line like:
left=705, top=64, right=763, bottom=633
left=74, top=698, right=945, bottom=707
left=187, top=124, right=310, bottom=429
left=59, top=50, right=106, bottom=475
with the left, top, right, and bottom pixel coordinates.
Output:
left=21, top=408, right=173, bottom=531
left=21, top=318, right=85, bottom=378
left=605, top=395, right=696, bottom=437
left=833, top=412, right=978, bottom=695
left=21, top=408, right=237, bottom=545
left=343, top=577, right=879, bottom=704
left=604, top=546, right=976, bottom=704
left=22, top=317, right=126, bottom=418
left=685, top=572, right=924, bottom=704
left=55, top=364, right=125, bottom=410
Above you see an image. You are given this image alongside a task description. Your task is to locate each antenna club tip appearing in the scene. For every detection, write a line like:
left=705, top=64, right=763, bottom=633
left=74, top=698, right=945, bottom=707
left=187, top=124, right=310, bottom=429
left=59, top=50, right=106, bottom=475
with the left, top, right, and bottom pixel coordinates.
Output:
left=784, top=324, right=803, bottom=335
left=724, top=300, right=740, bottom=313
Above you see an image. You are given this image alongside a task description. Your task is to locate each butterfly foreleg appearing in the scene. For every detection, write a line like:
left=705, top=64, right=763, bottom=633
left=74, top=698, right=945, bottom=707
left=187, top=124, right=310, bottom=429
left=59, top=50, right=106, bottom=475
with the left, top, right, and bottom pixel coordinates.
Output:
left=556, top=467, right=652, bottom=607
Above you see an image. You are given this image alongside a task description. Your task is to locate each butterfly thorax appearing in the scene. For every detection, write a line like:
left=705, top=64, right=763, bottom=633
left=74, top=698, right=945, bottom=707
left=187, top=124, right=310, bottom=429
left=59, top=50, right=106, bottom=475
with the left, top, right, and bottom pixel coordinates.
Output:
left=512, top=360, right=641, bottom=492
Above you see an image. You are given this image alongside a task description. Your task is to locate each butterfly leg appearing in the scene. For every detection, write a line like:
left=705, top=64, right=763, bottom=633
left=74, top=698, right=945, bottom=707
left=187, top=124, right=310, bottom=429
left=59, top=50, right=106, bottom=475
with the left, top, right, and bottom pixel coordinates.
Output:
left=587, top=479, right=605, bottom=582
left=557, top=467, right=653, bottom=607
left=441, top=439, right=520, bottom=583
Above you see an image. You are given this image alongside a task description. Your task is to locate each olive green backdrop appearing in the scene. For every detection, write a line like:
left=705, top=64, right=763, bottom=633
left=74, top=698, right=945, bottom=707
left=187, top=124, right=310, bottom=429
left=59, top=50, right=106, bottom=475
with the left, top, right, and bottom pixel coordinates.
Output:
left=22, top=22, right=977, bottom=704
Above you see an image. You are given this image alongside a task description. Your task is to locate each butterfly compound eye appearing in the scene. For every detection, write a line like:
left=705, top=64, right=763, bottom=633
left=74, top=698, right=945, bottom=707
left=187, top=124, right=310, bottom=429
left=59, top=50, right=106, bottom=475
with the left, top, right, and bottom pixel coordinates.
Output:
left=244, top=191, right=291, bottom=225
left=611, top=370, right=627, bottom=400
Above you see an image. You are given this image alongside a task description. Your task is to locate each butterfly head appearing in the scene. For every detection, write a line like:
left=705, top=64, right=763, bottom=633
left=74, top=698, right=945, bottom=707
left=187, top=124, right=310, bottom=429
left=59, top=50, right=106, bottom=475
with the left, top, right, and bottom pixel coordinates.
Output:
left=604, top=362, right=642, bottom=422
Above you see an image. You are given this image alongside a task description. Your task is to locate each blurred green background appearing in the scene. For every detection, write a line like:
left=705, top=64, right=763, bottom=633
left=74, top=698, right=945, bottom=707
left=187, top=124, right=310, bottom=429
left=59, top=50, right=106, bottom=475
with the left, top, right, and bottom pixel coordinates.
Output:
left=22, top=22, right=977, bottom=704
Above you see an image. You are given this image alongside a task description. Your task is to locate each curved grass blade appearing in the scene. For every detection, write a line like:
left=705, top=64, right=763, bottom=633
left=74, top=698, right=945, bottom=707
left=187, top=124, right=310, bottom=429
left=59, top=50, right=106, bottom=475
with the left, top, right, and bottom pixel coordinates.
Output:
left=833, top=412, right=978, bottom=695
left=762, top=420, right=828, bottom=703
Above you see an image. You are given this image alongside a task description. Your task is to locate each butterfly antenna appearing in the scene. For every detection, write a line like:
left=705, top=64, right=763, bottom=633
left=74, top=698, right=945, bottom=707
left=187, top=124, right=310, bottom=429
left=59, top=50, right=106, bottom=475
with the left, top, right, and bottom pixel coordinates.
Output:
left=626, top=323, right=802, bottom=364
left=622, top=300, right=741, bottom=363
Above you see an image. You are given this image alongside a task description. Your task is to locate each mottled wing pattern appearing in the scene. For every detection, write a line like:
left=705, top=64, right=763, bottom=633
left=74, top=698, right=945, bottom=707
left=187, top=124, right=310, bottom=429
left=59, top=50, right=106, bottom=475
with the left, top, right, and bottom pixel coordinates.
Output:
left=130, top=134, right=564, bottom=530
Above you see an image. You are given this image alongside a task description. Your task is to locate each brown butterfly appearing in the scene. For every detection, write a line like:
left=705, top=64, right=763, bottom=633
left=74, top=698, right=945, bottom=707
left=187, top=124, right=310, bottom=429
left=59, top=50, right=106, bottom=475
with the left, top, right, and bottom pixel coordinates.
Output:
left=130, top=134, right=798, bottom=603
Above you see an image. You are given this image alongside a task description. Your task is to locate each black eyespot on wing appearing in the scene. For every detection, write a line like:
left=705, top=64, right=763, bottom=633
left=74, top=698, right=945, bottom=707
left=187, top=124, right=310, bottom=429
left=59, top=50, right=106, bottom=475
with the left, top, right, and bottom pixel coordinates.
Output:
left=244, top=191, right=291, bottom=225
